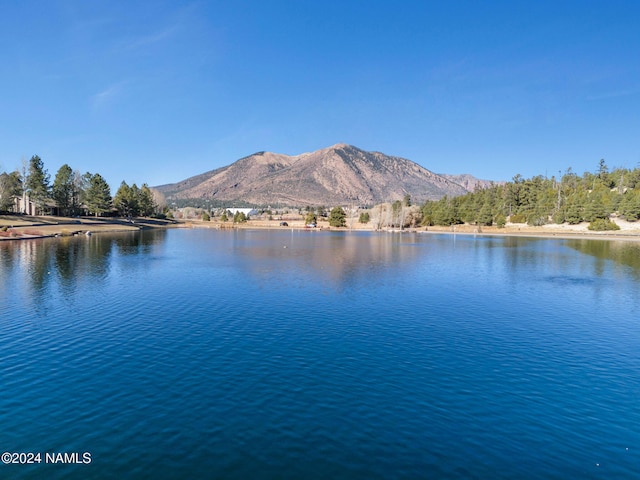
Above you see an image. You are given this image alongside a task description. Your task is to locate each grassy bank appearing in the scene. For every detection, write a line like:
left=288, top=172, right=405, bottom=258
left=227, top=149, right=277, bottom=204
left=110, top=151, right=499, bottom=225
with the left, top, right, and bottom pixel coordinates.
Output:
left=0, top=215, right=176, bottom=241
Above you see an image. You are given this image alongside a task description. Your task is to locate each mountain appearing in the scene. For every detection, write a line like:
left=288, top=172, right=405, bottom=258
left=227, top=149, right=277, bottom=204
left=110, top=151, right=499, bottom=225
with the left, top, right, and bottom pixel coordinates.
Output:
left=438, top=174, right=497, bottom=192
left=155, top=144, right=473, bottom=206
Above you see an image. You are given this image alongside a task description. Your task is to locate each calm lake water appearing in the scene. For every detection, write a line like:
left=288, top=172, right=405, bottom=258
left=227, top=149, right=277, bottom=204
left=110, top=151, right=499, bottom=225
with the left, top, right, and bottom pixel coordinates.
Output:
left=1, top=229, right=639, bottom=479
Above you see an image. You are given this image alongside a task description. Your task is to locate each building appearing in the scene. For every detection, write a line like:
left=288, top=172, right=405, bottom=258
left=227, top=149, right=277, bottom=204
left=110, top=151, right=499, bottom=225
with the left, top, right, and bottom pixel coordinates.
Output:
left=224, top=208, right=258, bottom=217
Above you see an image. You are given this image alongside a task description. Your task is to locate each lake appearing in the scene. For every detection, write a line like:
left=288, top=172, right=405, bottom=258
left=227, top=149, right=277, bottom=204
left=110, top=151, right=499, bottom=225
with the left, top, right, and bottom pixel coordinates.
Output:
left=1, top=229, right=639, bottom=479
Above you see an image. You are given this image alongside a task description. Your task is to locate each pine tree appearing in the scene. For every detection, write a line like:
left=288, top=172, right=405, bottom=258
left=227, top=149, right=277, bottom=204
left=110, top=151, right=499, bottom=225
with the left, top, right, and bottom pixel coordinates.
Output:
left=329, top=206, right=347, bottom=227
left=52, top=164, right=75, bottom=216
left=25, top=155, right=50, bottom=213
left=85, top=173, right=112, bottom=217
left=477, top=202, right=494, bottom=226
left=113, top=181, right=138, bottom=217
left=138, top=184, right=156, bottom=216
left=304, top=212, right=317, bottom=225
left=619, top=190, right=640, bottom=221
left=0, top=171, right=23, bottom=211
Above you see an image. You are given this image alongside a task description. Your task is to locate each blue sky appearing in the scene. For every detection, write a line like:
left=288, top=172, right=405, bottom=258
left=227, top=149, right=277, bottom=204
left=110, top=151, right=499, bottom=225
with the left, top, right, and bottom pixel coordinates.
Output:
left=1, top=1, right=639, bottom=191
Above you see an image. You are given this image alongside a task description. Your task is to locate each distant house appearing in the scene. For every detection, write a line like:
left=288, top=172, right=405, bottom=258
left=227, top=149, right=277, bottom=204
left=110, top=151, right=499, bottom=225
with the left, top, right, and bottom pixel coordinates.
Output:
left=14, top=194, right=56, bottom=216
left=15, top=195, right=37, bottom=215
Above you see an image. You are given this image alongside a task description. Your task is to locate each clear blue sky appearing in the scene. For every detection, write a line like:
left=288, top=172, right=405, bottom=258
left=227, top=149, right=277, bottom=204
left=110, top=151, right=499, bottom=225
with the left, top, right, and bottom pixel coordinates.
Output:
left=1, top=1, right=639, bottom=191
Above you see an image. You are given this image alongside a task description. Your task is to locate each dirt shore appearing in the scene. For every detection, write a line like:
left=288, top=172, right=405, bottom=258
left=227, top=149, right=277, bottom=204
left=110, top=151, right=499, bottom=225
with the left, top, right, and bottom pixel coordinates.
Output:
left=2, top=214, right=640, bottom=242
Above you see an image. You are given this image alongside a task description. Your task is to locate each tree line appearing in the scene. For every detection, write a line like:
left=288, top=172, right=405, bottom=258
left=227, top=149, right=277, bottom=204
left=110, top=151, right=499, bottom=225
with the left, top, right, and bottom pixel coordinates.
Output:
left=421, top=160, right=640, bottom=231
left=0, top=154, right=160, bottom=217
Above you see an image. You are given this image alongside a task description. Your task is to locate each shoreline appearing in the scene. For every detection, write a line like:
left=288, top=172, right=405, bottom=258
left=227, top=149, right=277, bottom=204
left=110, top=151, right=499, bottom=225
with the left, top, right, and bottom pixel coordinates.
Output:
left=0, top=215, right=177, bottom=241
left=2, top=214, right=640, bottom=243
left=185, top=218, right=640, bottom=242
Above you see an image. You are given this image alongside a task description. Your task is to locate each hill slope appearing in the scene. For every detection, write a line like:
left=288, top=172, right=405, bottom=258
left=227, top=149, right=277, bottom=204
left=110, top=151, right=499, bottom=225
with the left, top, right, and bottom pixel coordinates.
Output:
left=156, top=144, right=471, bottom=206
left=438, top=173, right=497, bottom=192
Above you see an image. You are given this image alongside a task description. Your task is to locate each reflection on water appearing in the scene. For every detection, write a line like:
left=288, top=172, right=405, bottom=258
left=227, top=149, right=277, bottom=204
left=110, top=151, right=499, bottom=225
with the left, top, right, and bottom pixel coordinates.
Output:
left=0, top=230, right=167, bottom=299
left=230, top=230, right=425, bottom=290
left=3, top=230, right=640, bottom=299
left=566, top=238, right=640, bottom=279
left=2, top=229, right=640, bottom=479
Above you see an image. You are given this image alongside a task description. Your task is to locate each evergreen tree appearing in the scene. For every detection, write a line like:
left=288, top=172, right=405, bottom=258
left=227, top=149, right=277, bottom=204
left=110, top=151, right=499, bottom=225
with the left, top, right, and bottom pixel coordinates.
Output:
left=52, top=164, right=75, bottom=216
left=85, top=173, right=112, bottom=217
left=0, top=171, right=23, bottom=211
left=25, top=155, right=50, bottom=213
left=430, top=197, right=460, bottom=226
left=477, top=202, right=494, bottom=226
left=130, top=184, right=141, bottom=216
left=113, top=181, right=138, bottom=217
left=304, top=212, right=317, bottom=224
left=619, top=190, right=640, bottom=221
left=421, top=202, right=434, bottom=226
left=329, top=206, right=347, bottom=227
left=138, top=184, right=156, bottom=216
left=233, top=211, right=247, bottom=223
left=583, top=194, right=608, bottom=222
left=565, top=203, right=583, bottom=224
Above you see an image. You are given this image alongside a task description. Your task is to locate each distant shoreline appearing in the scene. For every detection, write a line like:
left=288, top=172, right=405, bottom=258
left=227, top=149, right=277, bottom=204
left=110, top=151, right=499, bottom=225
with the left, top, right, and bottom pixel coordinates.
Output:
left=2, top=214, right=640, bottom=243
left=187, top=217, right=640, bottom=242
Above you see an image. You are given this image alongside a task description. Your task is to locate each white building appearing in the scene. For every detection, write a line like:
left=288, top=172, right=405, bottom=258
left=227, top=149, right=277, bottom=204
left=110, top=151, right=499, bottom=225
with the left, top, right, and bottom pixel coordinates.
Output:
left=224, top=208, right=258, bottom=217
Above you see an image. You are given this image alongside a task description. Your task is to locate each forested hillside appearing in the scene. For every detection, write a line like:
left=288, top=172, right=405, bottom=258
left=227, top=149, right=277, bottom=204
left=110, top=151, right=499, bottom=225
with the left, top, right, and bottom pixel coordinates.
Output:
left=422, top=160, right=640, bottom=231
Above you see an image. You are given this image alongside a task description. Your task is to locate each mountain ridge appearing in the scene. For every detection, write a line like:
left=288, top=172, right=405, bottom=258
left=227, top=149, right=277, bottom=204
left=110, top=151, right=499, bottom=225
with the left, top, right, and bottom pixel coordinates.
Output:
left=155, top=144, right=488, bottom=206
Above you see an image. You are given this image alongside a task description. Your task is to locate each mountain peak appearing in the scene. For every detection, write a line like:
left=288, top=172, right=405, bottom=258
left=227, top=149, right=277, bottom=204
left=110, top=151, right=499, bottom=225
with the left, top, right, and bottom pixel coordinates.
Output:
left=325, top=143, right=357, bottom=152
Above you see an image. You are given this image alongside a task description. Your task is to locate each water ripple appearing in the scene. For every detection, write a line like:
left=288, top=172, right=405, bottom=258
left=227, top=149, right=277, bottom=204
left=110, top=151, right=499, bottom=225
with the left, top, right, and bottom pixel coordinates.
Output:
left=1, top=230, right=639, bottom=479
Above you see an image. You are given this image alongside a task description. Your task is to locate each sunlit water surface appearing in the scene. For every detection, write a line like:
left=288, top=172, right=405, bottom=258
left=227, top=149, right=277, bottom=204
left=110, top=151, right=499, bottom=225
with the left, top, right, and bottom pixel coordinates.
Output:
left=1, top=229, right=639, bottom=479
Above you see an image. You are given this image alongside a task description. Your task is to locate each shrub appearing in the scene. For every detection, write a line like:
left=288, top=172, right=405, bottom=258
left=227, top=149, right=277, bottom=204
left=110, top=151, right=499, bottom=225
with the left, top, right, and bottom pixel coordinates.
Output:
left=202, top=212, right=210, bottom=221
left=527, top=213, right=548, bottom=227
left=509, top=213, right=527, bottom=223
left=551, top=211, right=565, bottom=224
left=359, top=212, right=370, bottom=224
left=495, top=213, right=506, bottom=228
left=588, top=218, right=620, bottom=231
left=304, top=212, right=317, bottom=225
